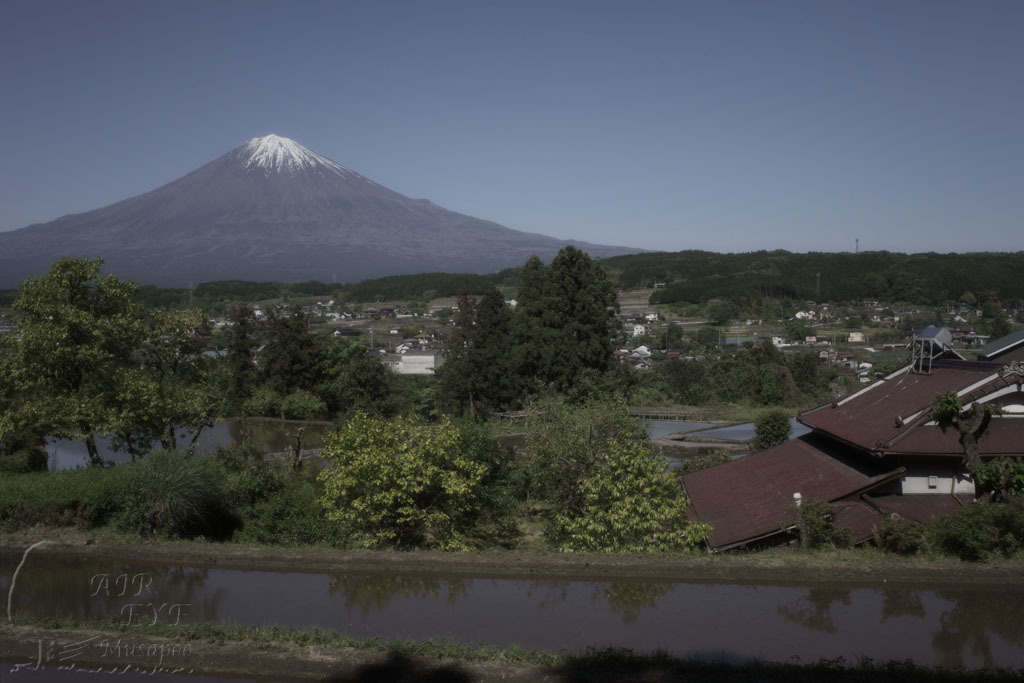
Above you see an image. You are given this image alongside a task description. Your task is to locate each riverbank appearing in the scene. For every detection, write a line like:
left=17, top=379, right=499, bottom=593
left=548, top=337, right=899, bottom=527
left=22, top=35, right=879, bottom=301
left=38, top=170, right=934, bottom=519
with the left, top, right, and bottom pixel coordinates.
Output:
left=3, top=620, right=1022, bottom=683
left=3, top=533, right=1023, bottom=585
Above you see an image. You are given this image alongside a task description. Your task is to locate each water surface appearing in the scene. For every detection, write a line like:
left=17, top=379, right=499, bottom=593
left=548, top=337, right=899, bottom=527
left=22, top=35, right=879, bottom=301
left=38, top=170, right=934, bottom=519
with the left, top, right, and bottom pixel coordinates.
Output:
left=3, top=551, right=1021, bottom=670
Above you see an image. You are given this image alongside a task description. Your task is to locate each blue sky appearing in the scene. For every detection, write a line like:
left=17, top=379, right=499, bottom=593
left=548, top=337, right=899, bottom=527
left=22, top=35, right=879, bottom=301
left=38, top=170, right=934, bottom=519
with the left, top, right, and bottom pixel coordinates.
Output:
left=1, top=0, right=1021, bottom=253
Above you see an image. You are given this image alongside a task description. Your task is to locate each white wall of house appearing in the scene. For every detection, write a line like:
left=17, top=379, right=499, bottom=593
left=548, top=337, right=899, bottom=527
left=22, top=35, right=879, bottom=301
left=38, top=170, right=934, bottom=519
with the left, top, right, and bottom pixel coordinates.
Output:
left=899, top=459, right=975, bottom=495
left=397, top=351, right=444, bottom=375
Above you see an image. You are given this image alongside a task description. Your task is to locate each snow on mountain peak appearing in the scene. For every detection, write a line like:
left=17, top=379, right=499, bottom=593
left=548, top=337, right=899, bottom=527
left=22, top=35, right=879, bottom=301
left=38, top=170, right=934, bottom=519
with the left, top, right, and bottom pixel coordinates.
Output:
left=240, top=134, right=355, bottom=177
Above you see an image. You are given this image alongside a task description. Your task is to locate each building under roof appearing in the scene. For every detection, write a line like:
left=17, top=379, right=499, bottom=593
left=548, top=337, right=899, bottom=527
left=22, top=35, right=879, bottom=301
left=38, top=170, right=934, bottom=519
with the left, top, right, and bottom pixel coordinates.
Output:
left=977, top=328, right=1024, bottom=363
left=682, top=357, right=1024, bottom=551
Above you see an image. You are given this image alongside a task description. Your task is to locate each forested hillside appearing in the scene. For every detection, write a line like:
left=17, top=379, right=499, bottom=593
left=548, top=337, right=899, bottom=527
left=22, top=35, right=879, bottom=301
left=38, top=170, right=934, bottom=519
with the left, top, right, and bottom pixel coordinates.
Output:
left=601, top=251, right=1024, bottom=305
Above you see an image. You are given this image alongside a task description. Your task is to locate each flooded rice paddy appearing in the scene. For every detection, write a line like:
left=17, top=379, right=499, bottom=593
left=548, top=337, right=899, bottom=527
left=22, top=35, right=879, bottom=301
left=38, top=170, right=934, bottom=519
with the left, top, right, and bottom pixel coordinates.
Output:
left=3, top=550, right=1023, bottom=671
left=44, top=419, right=334, bottom=470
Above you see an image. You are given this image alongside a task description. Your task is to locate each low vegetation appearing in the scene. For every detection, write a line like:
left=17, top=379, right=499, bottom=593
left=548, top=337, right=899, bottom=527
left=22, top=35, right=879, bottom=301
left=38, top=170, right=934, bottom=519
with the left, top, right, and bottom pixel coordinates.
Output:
left=5, top=616, right=1024, bottom=682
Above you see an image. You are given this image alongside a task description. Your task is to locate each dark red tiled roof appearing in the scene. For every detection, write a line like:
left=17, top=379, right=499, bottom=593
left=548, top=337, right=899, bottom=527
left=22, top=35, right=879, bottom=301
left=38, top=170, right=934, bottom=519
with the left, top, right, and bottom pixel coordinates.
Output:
left=798, top=360, right=1003, bottom=453
left=682, top=434, right=902, bottom=550
left=865, top=493, right=966, bottom=525
left=885, top=419, right=1023, bottom=456
left=832, top=501, right=884, bottom=544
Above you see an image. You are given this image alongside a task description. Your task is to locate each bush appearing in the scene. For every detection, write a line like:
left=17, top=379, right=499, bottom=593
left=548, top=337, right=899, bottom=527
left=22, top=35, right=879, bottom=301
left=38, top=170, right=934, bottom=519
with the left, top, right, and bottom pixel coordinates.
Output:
left=232, top=468, right=347, bottom=547
left=0, top=447, right=48, bottom=474
left=243, top=387, right=282, bottom=418
left=926, top=501, right=1024, bottom=562
left=549, top=437, right=709, bottom=553
left=878, top=516, right=927, bottom=556
left=318, top=412, right=510, bottom=550
left=0, top=467, right=130, bottom=531
left=116, top=449, right=234, bottom=538
left=280, top=389, right=328, bottom=420
left=752, top=409, right=791, bottom=451
left=796, top=498, right=851, bottom=550
left=677, top=448, right=732, bottom=475
left=526, top=398, right=709, bottom=552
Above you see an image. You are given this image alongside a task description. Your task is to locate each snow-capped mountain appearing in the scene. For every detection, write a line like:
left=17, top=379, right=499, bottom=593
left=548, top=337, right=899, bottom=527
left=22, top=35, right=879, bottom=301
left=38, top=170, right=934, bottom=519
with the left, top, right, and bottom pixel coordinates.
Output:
left=0, top=135, right=640, bottom=287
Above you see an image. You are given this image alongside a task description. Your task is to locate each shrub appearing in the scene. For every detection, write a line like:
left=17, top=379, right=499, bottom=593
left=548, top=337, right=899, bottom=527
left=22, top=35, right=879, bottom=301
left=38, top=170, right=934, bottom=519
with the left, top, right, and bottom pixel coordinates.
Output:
left=0, top=447, right=48, bottom=474
left=926, top=501, right=1024, bottom=562
left=752, top=409, right=791, bottom=451
left=549, top=437, right=710, bottom=553
left=0, top=467, right=130, bottom=531
left=116, top=449, right=234, bottom=538
left=243, top=387, right=281, bottom=418
left=318, top=412, right=507, bottom=550
left=526, top=398, right=709, bottom=552
left=878, top=516, right=927, bottom=556
left=796, top=498, right=851, bottom=550
left=280, top=389, right=328, bottom=420
left=232, top=469, right=346, bottom=547
left=677, top=448, right=732, bottom=475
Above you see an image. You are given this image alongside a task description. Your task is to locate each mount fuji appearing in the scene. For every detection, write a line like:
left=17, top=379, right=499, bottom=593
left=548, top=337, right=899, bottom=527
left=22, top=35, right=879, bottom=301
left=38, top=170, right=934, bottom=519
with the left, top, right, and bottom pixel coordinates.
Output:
left=0, top=135, right=641, bottom=287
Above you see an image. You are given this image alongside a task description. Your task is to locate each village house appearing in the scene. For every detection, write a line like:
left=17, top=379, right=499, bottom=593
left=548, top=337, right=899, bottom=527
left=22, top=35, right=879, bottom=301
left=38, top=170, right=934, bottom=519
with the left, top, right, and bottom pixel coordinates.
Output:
left=682, top=329, right=1024, bottom=551
left=977, top=328, right=1024, bottom=362
left=394, top=349, right=445, bottom=375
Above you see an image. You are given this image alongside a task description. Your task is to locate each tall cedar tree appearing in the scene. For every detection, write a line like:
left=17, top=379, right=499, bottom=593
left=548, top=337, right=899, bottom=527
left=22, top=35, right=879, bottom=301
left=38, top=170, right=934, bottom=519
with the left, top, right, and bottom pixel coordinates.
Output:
left=223, top=304, right=258, bottom=413
left=437, top=285, right=518, bottom=418
left=513, top=247, right=619, bottom=396
left=259, top=305, right=320, bottom=395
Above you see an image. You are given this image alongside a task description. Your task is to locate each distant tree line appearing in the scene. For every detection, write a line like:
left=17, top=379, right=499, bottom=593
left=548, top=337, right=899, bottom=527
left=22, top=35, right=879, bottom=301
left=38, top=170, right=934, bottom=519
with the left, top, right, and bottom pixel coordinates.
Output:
left=129, top=271, right=522, bottom=310
left=600, top=250, right=1024, bottom=307
left=112, top=250, right=1024, bottom=316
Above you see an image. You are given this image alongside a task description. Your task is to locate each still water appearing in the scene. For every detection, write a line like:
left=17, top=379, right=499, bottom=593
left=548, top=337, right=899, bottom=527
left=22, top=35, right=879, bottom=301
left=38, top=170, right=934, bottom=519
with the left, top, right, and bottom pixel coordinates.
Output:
left=690, top=418, right=811, bottom=442
left=3, top=550, right=1022, bottom=671
left=644, top=420, right=715, bottom=439
left=44, top=419, right=333, bottom=470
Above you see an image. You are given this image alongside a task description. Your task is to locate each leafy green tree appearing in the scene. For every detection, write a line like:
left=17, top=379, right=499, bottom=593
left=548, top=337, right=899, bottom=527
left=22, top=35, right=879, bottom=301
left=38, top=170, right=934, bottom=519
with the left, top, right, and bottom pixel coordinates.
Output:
left=318, top=413, right=512, bottom=550
left=691, top=326, right=720, bottom=348
left=242, top=386, right=281, bottom=418
left=280, top=389, right=328, bottom=420
left=988, top=315, right=1012, bottom=340
left=658, top=358, right=713, bottom=405
left=704, top=298, right=736, bottom=326
left=526, top=398, right=708, bottom=551
left=111, top=308, right=222, bottom=457
left=1, top=258, right=146, bottom=465
left=550, top=436, right=708, bottom=552
left=752, top=409, right=792, bottom=450
left=316, top=337, right=394, bottom=417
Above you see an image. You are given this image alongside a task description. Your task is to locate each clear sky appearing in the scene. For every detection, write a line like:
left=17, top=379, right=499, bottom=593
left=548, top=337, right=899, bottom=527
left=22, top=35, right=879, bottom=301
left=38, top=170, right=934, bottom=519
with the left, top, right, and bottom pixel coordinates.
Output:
left=1, top=0, right=1021, bottom=253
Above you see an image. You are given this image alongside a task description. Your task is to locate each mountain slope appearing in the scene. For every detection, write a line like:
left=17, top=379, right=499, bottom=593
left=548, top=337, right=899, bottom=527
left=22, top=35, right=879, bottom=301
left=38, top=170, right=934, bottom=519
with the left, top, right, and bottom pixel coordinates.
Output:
left=0, top=135, right=640, bottom=287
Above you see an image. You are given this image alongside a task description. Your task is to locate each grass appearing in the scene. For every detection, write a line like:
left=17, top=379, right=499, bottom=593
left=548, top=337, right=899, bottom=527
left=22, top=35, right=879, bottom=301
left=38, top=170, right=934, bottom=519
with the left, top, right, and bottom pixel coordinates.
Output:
left=6, top=615, right=1023, bottom=682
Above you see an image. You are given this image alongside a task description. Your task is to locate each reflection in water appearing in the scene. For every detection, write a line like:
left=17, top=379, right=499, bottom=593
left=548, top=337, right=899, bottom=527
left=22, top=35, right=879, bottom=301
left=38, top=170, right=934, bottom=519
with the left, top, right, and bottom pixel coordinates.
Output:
left=327, top=574, right=467, bottom=616
left=932, top=589, right=1024, bottom=669
left=596, top=581, right=674, bottom=625
left=0, top=552, right=226, bottom=626
left=4, top=550, right=1024, bottom=669
left=524, top=580, right=570, bottom=613
left=881, top=589, right=926, bottom=621
left=777, top=587, right=852, bottom=634
left=44, top=418, right=334, bottom=470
